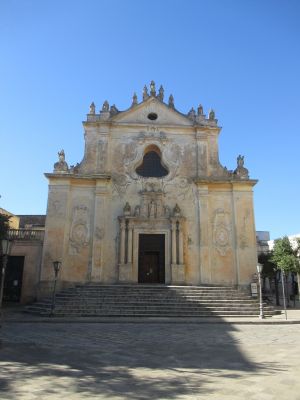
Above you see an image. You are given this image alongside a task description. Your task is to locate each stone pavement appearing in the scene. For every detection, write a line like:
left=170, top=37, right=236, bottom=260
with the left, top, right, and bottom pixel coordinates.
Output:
left=1, top=319, right=300, bottom=400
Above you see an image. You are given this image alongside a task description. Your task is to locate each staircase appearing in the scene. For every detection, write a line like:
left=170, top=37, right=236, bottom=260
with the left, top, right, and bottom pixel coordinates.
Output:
left=25, top=284, right=277, bottom=318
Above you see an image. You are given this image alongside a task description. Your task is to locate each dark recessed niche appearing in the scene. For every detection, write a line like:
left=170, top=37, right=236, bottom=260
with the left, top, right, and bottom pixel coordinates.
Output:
left=136, top=151, right=168, bottom=177
left=147, top=113, right=158, bottom=121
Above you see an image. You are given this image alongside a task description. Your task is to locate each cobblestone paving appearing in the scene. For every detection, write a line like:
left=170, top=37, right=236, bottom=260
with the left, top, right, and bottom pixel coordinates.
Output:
left=0, top=322, right=300, bottom=399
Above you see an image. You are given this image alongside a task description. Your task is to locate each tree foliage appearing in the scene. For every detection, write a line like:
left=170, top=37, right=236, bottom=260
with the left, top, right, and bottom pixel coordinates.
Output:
left=270, top=236, right=300, bottom=273
left=258, top=251, right=276, bottom=277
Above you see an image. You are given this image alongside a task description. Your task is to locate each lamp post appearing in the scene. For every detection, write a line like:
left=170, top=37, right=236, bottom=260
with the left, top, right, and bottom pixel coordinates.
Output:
left=50, top=261, right=62, bottom=316
left=256, top=263, right=264, bottom=319
left=0, top=238, right=13, bottom=310
left=281, top=269, right=287, bottom=320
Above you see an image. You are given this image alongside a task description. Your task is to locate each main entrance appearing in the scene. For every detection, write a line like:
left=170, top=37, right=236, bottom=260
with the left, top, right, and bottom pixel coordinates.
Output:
left=138, top=234, right=165, bottom=283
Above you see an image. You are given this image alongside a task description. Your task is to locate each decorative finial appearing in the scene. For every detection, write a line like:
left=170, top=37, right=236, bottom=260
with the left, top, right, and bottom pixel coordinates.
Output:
left=132, top=92, right=138, bottom=106
left=102, top=100, right=109, bottom=112
left=150, top=80, right=156, bottom=96
left=89, top=102, right=95, bottom=114
left=208, top=109, right=215, bottom=120
left=157, top=85, right=164, bottom=101
left=197, top=104, right=203, bottom=115
left=143, top=85, right=149, bottom=101
left=168, top=94, right=175, bottom=109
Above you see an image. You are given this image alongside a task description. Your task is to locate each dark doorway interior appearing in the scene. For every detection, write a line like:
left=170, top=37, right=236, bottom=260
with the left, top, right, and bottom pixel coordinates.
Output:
left=138, top=234, right=165, bottom=283
left=3, top=256, right=25, bottom=302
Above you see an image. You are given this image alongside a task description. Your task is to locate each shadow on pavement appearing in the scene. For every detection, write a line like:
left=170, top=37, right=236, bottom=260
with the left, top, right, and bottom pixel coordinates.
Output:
left=0, top=322, right=285, bottom=399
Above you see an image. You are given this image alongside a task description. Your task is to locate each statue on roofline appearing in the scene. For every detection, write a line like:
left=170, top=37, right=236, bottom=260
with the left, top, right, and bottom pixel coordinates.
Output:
left=89, top=102, right=95, bottom=114
left=150, top=80, right=156, bottom=96
left=54, top=149, right=69, bottom=173
left=102, top=100, right=109, bottom=112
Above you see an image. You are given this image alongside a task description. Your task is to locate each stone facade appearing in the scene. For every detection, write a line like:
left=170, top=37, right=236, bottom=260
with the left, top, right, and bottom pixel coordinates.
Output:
left=39, top=82, right=258, bottom=296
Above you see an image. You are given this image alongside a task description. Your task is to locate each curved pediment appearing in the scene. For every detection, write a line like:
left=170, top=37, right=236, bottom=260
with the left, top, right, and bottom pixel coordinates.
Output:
left=111, top=97, right=194, bottom=126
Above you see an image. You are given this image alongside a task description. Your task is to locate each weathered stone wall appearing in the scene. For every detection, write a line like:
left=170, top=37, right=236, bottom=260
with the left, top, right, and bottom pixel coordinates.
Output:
left=39, top=85, right=258, bottom=296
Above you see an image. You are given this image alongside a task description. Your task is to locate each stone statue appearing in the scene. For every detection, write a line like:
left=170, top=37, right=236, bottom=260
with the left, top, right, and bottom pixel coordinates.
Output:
left=89, top=102, right=95, bottom=114
left=123, top=202, right=131, bottom=216
left=234, top=155, right=249, bottom=179
left=58, top=149, right=65, bottom=162
left=102, top=100, right=109, bottom=112
left=132, top=92, right=138, bottom=106
left=143, top=85, right=149, bottom=101
left=237, top=155, right=244, bottom=168
left=197, top=104, right=203, bottom=115
left=187, top=108, right=196, bottom=119
left=149, top=200, right=157, bottom=218
left=208, top=109, right=215, bottom=120
left=157, top=85, right=164, bottom=101
left=150, top=80, right=156, bottom=96
left=168, top=94, right=175, bottom=109
left=173, top=203, right=181, bottom=217
left=54, top=149, right=69, bottom=173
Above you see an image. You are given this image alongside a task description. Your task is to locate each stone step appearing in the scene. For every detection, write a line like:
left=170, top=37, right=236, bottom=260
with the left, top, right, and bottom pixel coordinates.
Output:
left=26, top=284, right=277, bottom=318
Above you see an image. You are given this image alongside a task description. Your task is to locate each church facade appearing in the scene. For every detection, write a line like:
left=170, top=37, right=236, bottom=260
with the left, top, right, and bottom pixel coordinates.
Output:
left=39, top=82, right=258, bottom=296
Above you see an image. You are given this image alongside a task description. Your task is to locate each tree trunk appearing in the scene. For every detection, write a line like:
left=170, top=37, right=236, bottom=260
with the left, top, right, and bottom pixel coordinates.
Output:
left=297, top=272, right=300, bottom=302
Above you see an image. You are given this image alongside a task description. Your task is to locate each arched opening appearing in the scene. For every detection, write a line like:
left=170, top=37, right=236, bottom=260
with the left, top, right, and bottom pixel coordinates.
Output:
left=136, top=146, right=169, bottom=177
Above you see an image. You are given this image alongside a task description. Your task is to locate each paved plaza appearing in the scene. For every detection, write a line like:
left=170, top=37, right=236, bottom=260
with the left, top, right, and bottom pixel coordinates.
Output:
left=0, top=321, right=300, bottom=400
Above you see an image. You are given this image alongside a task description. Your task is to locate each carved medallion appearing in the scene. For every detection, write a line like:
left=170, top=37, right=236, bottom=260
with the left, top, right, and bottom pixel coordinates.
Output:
left=213, top=209, right=232, bottom=256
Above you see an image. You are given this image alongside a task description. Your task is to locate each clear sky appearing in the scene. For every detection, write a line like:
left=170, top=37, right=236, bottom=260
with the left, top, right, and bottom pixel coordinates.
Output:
left=0, top=0, right=299, bottom=239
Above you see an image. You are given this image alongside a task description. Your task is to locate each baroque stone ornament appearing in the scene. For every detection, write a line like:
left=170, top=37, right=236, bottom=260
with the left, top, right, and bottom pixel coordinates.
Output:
left=110, top=104, right=119, bottom=116
left=54, top=149, right=69, bottom=173
left=208, top=109, right=215, bottom=120
left=157, top=85, right=164, bottom=101
left=234, top=155, right=249, bottom=179
left=89, top=102, right=95, bottom=114
left=112, top=173, right=131, bottom=197
left=168, top=94, right=175, bottom=109
left=150, top=80, right=156, bottom=96
left=132, top=92, right=138, bottom=107
left=143, top=85, right=149, bottom=101
left=197, top=104, right=203, bottom=115
left=187, top=108, right=196, bottom=120
left=69, top=205, right=90, bottom=254
left=213, top=209, right=232, bottom=256
left=102, top=100, right=109, bottom=112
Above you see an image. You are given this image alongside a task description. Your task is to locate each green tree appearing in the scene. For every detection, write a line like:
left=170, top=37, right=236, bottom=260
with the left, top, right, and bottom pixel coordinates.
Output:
left=271, top=236, right=300, bottom=300
left=258, top=251, right=280, bottom=305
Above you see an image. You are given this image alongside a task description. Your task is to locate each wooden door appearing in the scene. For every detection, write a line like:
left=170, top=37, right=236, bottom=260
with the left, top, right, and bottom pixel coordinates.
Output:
left=138, top=234, right=165, bottom=283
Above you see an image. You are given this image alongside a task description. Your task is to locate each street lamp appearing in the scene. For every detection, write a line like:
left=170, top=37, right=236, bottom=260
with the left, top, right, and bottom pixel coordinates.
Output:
left=281, top=269, right=287, bottom=320
left=0, top=238, right=13, bottom=309
left=256, top=263, right=264, bottom=319
left=50, top=260, right=62, bottom=316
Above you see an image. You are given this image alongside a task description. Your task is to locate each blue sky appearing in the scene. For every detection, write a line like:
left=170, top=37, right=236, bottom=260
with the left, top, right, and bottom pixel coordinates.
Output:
left=0, top=0, right=299, bottom=239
